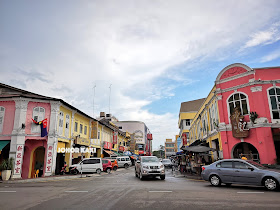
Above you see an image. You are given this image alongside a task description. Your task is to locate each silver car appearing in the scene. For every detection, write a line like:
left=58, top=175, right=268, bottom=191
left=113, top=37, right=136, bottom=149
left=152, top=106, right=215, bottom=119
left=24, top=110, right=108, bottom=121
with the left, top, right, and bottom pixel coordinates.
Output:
left=135, top=156, right=165, bottom=180
left=201, top=159, right=280, bottom=191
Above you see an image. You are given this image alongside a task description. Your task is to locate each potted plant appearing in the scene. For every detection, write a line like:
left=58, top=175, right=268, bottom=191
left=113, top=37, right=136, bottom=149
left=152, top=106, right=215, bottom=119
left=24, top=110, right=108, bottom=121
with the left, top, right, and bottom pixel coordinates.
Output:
left=0, top=157, right=14, bottom=181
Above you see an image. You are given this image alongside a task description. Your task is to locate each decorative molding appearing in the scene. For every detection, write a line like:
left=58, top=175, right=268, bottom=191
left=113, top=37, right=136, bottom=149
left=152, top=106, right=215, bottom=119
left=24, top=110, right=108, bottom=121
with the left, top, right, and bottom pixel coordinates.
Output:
left=217, top=95, right=222, bottom=100
left=14, top=98, right=29, bottom=110
left=251, top=86, right=262, bottom=92
left=216, top=80, right=280, bottom=94
left=249, top=78, right=255, bottom=83
left=50, top=101, right=60, bottom=112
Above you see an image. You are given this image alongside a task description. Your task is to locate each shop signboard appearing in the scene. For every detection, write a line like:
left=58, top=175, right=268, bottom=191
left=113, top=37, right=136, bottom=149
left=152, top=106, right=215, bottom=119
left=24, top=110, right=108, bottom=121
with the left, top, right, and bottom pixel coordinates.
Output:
left=130, top=134, right=136, bottom=152
left=182, top=133, right=188, bottom=145
left=104, top=141, right=113, bottom=150
left=230, top=107, right=249, bottom=138
left=113, top=131, right=118, bottom=144
left=119, top=146, right=124, bottom=151
left=75, top=137, right=90, bottom=146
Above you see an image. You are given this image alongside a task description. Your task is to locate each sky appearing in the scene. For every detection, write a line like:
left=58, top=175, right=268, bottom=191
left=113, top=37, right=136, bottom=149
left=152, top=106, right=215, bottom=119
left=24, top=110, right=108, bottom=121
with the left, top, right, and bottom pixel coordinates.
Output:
left=1, top=0, right=280, bottom=150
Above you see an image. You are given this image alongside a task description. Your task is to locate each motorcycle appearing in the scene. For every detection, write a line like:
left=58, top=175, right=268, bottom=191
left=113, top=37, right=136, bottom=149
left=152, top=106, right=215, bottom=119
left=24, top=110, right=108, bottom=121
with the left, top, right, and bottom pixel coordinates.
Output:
left=60, top=162, right=68, bottom=175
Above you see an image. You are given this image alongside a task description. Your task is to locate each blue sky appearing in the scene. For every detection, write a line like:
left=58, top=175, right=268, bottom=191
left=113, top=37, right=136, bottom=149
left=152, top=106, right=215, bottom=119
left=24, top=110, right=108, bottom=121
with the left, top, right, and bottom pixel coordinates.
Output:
left=1, top=0, right=280, bottom=150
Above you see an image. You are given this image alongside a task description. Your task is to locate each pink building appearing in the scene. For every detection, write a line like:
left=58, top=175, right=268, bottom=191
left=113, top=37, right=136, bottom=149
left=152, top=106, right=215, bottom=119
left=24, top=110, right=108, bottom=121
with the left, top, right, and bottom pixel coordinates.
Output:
left=216, top=63, right=280, bottom=164
left=0, top=83, right=59, bottom=179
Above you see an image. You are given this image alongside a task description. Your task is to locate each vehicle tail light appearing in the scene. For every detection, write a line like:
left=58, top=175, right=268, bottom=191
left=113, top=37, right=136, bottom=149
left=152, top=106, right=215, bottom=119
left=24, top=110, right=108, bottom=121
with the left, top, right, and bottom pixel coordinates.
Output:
left=202, top=166, right=205, bottom=171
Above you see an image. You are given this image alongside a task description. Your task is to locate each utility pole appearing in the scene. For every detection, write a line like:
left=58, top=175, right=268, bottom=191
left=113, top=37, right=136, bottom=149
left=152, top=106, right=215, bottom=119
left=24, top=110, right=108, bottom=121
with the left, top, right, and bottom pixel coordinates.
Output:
left=109, top=84, right=112, bottom=114
left=93, top=84, right=96, bottom=118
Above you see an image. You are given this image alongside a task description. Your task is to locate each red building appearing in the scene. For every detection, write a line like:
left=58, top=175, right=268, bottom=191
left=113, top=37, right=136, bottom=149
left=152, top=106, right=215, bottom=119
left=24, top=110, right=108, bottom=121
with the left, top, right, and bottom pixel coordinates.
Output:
left=216, top=63, right=280, bottom=164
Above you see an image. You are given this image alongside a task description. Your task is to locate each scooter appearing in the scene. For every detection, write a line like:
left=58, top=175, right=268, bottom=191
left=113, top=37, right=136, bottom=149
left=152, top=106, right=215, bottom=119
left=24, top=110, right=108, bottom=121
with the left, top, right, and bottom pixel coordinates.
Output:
left=60, top=162, right=68, bottom=175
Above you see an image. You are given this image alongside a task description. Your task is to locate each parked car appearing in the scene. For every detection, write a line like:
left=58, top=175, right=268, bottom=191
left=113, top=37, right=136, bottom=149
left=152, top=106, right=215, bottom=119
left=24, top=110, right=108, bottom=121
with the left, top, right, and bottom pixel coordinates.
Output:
left=201, top=159, right=280, bottom=191
left=102, top=159, right=113, bottom=173
left=162, top=159, right=173, bottom=168
left=106, top=158, right=119, bottom=171
left=69, top=158, right=102, bottom=174
left=116, top=156, right=132, bottom=169
left=135, top=156, right=165, bottom=180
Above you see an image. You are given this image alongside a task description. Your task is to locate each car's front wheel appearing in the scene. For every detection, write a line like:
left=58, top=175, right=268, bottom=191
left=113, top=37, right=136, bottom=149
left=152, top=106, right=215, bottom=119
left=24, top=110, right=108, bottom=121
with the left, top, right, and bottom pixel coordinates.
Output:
left=124, top=164, right=129, bottom=169
left=106, top=168, right=111, bottom=174
left=113, top=166, right=117, bottom=171
left=96, top=168, right=101, bottom=174
left=264, top=177, right=278, bottom=191
left=210, top=175, right=221, bottom=186
left=160, top=175, right=165, bottom=180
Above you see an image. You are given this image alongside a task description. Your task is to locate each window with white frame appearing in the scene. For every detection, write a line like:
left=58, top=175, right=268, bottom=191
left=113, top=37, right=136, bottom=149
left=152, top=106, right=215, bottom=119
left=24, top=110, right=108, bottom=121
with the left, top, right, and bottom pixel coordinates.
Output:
left=268, top=87, right=280, bottom=119
left=84, top=125, right=87, bottom=135
left=64, top=114, right=70, bottom=136
left=74, top=122, right=78, bottom=132
left=58, top=112, right=64, bottom=135
left=0, top=106, right=5, bottom=133
left=228, top=93, right=249, bottom=115
left=32, top=107, right=45, bottom=133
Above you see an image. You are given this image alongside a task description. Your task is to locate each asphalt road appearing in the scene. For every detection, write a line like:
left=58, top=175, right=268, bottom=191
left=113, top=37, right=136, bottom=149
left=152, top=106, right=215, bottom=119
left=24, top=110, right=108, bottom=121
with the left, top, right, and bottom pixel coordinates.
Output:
left=0, top=167, right=280, bottom=210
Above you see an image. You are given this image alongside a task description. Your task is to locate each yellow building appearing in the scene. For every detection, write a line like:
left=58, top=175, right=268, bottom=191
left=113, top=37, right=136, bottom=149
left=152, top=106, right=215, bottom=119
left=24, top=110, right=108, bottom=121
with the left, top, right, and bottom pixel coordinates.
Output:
left=188, top=86, right=223, bottom=161
left=178, top=98, right=205, bottom=146
left=165, top=139, right=176, bottom=158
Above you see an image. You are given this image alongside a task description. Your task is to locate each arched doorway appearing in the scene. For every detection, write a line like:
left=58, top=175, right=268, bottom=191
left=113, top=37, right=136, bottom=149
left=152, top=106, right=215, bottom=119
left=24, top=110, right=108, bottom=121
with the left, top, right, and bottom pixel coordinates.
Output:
left=232, top=142, right=259, bottom=162
left=30, top=146, right=45, bottom=178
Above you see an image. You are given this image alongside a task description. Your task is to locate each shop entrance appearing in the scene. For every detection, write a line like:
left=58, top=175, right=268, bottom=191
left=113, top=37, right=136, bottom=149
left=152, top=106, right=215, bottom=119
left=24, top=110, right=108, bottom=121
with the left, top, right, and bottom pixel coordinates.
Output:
left=272, top=128, right=280, bottom=164
left=31, top=146, right=45, bottom=178
left=232, top=142, right=259, bottom=162
left=0, top=141, right=10, bottom=164
left=55, top=153, right=65, bottom=175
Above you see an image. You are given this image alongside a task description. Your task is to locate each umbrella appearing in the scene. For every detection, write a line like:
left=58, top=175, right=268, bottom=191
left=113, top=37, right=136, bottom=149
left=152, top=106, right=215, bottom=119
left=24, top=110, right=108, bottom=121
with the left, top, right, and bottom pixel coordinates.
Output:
left=182, top=145, right=216, bottom=153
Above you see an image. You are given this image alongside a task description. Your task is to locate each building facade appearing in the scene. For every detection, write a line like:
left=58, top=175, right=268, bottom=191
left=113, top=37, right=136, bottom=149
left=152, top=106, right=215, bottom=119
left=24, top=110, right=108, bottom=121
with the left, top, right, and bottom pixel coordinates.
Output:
left=165, top=139, right=176, bottom=158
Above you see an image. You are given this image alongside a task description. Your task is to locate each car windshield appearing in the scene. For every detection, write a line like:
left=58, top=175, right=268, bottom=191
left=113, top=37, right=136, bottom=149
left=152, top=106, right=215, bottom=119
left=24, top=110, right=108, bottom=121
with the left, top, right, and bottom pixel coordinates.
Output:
left=246, top=160, right=267, bottom=169
left=142, top=157, right=159, bottom=163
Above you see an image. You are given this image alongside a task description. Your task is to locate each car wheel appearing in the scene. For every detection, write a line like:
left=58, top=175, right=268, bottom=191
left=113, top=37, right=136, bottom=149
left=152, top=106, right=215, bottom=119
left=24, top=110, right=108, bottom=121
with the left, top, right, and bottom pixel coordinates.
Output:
left=96, top=168, right=101, bottom=174
left=113, top=166, right=117, bottom=171
left=264, top=177, right=278, bottom=191
left=124, top=164, right=129, bottom=169
left=106, top=168, right=111, bottom=174
left=139, top=172, right=143, bottom=180
left=160, top=175, right=165, bottom=180
left=72, top=169, right=78, bottom=175
left=210, top=175, right=221, bottom=186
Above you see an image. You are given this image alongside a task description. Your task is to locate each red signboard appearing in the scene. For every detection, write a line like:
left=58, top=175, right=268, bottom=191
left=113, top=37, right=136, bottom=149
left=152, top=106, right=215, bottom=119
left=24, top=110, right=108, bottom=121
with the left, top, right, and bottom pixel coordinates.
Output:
left=113, top=131, right=118, bottom=144
left=147, top=134, right=153, bottom=140
left=182, top=133, right=187, bottom=145
left=139, top=150, right=144, bottom=155
left=119, top=146, right=124, bottom=151
left=104, top=141, right=113, bottom=150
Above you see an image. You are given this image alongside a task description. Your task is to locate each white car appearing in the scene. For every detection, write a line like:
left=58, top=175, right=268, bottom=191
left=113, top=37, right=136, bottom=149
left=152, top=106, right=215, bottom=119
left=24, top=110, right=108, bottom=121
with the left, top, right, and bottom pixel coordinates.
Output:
left=135, top=156, right=165, bottom=180
left=69, top=158, right=102, bottom=174
left=116, top=156, right=132, bottom=168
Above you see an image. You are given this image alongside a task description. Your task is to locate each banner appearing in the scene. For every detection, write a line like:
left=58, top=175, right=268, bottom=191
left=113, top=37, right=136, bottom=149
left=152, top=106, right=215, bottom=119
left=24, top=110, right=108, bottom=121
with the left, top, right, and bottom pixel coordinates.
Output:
left=91, top=121, right=98, bottom=139
left=32, top=118, right=48, bottom=137
left=113, top=131, right=118, bottom=144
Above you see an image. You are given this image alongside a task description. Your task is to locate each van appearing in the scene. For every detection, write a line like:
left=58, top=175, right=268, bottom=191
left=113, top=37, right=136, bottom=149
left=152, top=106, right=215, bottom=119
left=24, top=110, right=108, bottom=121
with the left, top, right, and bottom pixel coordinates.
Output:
left=69, top=158, right=102, bottom=174
left=116, top=156, right=131, bottom=168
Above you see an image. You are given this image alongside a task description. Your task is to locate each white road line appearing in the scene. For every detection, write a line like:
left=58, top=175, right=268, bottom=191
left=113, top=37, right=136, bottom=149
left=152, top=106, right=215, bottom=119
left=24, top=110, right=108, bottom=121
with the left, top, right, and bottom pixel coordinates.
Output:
left=65, top=191, right=89, bottom=193
left=0, top=191, right=16, bottom=193
left=149, top=191, right=173, bottom=193
left=237, top=192, right=264, bottom=194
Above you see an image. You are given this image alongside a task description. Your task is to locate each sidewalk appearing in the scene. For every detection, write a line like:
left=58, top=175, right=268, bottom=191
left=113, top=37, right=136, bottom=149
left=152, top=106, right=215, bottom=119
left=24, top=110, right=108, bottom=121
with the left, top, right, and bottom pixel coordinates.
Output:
left=0, top=173, right=97, bottom=184
left=171, top=169, right=203, bottom=180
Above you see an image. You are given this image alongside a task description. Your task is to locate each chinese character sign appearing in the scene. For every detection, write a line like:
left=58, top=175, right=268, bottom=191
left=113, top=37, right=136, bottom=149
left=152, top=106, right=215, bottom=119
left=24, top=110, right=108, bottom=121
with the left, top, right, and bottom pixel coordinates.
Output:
left=113, top=131, right=118, bottom=144
left=45, top=144, right=53, bottom=173
left=14, top=144, right=24, bottom=175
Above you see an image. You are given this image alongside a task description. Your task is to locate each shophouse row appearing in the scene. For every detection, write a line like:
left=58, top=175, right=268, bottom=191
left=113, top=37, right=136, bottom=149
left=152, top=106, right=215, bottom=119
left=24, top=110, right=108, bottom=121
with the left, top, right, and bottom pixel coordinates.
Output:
left=0, top=83, right=153, bottom=179
left=178, top=63, right=280, bottom=165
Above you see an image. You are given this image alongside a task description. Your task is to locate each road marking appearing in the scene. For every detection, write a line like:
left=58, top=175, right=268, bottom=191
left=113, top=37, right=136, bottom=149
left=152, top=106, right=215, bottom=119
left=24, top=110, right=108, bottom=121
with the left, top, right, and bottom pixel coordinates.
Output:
left=0, top=191, right=16, bottom=193
left=65, top=191, right=89, bottom=193
left=149, top=191, right=173, bottom=193
left=237, top=192, right=264, bottom=194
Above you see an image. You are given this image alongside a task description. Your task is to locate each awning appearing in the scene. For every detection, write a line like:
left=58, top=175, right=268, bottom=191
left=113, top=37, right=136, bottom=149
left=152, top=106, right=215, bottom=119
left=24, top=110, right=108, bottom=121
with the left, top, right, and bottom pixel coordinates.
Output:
left=0, top=140, right=10, bottom=151
left=113, top=151, right=122, bottom=156
left=182, top=145, right=215, bottom=153
left=103, top=150, right=118, bottom=156
left=57, top=142, right=66, bottom=153
left=189, top=139, right=202, bottom=147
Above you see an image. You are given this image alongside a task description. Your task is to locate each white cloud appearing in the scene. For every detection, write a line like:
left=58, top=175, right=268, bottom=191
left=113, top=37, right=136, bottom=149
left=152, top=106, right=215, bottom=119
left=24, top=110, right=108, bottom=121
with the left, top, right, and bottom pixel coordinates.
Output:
left=260, top=49, right=280, bottom=63
left=241, top=21, right=280, bottom=50
left=0, top=0, right=279, bottom=150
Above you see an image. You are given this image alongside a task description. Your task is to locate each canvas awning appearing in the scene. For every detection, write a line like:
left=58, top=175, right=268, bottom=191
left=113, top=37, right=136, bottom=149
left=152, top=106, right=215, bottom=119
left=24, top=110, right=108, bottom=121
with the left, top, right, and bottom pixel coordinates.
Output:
left=103, top=150, right=118, bottom=156
left=182, top=145, right=215, bottom=153
left=0, top=140, right=10, bottom=151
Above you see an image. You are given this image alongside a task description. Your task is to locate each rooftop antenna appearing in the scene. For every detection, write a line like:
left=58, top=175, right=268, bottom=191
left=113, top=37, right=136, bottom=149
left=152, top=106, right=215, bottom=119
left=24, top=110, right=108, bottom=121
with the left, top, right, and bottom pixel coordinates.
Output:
left=109, top=84, right=112, bottom=114
left=93, top=84, right=96, bottom=118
